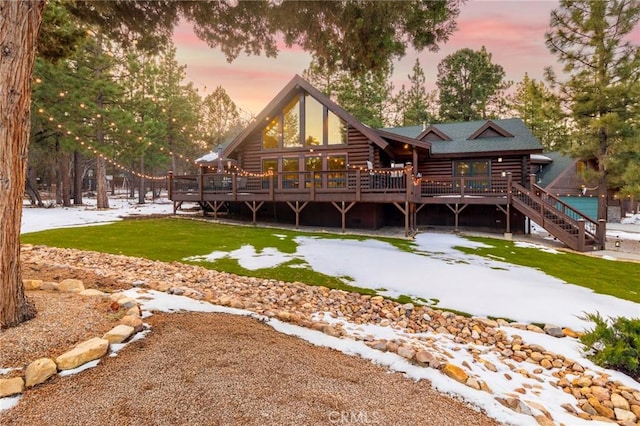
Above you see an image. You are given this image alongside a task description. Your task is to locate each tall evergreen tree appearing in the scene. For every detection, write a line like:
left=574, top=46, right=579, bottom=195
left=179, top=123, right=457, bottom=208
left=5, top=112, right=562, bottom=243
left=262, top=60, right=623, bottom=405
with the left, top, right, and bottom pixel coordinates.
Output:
left=335, top=66, right=396, bottom=128
left=436, top=46, right=507, bottom=122
left=545, top=0, right=640, bottom=220
left=510, top=74, right=568, bottom=151
left=399, top=58, right=434, bottom=126
left=201, top=86, right=242, bottom=149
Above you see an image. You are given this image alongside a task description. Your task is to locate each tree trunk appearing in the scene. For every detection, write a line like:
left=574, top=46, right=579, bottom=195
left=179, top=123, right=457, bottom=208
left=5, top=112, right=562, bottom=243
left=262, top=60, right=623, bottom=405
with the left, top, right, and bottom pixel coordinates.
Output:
left=25, top=168, right=44, bottom=207
left=138, top=156, right=145, bottom=204
left=61, top=153, right=71, bottom=207
left=0, top=1, right=44, bottom=328
left=73, top=150, right=83, bottom=205
left=96, top=155, right=109, bottom=208
left=55, top=136, right=62, bottom=204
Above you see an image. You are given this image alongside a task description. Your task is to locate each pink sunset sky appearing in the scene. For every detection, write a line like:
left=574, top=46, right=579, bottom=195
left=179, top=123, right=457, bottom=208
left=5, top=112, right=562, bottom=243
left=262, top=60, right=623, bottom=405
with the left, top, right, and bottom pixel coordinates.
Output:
left=170, top=0, right=635, bottom=117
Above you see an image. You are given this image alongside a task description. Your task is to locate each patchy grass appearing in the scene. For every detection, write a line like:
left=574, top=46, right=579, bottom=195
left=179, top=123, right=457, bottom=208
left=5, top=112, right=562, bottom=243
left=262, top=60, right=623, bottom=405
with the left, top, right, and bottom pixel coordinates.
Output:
left=21, top=218, right=383, bottom=294
left=455, top=236, right=640, bottom=304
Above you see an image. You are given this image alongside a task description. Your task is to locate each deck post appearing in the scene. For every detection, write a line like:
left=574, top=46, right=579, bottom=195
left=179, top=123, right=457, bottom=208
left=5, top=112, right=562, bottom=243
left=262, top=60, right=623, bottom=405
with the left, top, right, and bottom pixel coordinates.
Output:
left=529, top=174, right=536, bottom=189
left=404, top=200, right=409, bottom=237
left=286, top=201, right=309, bottom=229
left=269, top=168, right=275, bottom=201
left=198, top=172, right=204, bottom=203
left=460, top=177, right=465, bottom=198
left=597, top=219, right=606, bottom=250
left=355, top=169, right=361, bottom=201
left=167, top=171, right=173, bottom=201
left=506, top=172, right=512, bottom=235
left=577, top=219, right=586, bottom=252
left=331, top=201, right=355, bottom=233
left=232, top=172, right=238, bottom=201
left=310, top=171, right=315, bottom=200
left=405, top=162, right=413, bottom=201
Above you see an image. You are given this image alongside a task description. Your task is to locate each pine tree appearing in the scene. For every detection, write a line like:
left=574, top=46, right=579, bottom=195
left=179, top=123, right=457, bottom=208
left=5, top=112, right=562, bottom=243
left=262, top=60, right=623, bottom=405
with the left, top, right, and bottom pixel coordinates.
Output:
left=436, top=46, right=507, bottom=122
left=545, top=0, right=640, bottom=219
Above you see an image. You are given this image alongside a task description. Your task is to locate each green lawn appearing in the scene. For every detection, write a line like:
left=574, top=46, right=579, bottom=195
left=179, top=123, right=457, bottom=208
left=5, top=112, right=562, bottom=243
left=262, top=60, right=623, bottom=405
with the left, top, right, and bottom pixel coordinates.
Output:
left=21, top=218, right=640, bottom=305
left=21, top=218, right=407, bottom=296
left=456, top=236, right=640, bottom=304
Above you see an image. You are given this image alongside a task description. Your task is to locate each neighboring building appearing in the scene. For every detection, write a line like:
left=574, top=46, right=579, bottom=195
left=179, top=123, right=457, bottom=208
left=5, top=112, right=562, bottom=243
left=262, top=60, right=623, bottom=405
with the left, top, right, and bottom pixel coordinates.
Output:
left=170, top=75, right=603, bottom=251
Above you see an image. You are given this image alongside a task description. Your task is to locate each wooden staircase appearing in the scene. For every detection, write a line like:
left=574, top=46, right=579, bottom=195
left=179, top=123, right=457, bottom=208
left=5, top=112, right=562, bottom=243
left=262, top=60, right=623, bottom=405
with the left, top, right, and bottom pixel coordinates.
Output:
left=510, top=179, right=604, bottom=252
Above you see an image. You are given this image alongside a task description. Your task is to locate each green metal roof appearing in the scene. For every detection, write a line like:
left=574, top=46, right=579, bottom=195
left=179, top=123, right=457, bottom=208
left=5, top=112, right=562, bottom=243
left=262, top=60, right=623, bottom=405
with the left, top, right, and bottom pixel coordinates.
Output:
left=381, top=118, right=543, bottom=155
left=536, top=151, right=575, bottom=188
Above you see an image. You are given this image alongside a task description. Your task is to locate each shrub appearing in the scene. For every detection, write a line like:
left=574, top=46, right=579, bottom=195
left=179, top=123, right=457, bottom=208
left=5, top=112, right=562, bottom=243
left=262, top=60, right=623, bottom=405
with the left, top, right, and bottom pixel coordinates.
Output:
left=579, top=312, right=640, bottom=379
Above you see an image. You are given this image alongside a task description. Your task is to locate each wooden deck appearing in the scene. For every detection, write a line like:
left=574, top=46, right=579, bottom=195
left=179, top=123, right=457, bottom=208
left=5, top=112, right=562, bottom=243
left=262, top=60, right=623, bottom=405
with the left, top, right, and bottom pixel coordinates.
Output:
left=168, top=169, right=603, bottom=251
left=169, top=169, right=510, bottom=206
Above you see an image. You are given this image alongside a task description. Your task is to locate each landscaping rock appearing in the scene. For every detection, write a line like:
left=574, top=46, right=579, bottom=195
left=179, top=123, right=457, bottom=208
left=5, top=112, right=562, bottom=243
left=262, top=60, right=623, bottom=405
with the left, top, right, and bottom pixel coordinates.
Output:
left=55, top=337, right=109, bottom=370
left=102, top=324, right=135, bottom=344
left=397, top=345, right=416, bottom=360
left=40, top=281, right=58, bottom=291
left=614, top=408, right=637, bottom=423
left=79, top=289, right=106, bottom=297
left=23, top=279, right=43, bottom=290
left=543, top=324, right=564, bottom=338
left=443, top=364, right=468, bottom=384
left=120, top=315, right=144, bottom=333
left=58, top=278, right=84, bottom=293
left=0, top=377, right=24, bottom=397
left=25, top=358, right=57, bottom=387
left=612, top=393, right=630, bottom=411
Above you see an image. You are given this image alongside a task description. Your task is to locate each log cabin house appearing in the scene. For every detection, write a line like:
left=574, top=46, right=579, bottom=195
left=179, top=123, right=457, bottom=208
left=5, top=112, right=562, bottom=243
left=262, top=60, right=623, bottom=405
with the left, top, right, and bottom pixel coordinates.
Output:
left=169, top=75, right=604, bottom=251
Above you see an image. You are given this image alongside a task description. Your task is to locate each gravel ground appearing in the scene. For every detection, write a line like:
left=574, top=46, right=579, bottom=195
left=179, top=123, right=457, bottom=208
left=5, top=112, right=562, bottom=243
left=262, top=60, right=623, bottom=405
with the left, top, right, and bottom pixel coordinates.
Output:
left=1, top=312, right=500, bottom=426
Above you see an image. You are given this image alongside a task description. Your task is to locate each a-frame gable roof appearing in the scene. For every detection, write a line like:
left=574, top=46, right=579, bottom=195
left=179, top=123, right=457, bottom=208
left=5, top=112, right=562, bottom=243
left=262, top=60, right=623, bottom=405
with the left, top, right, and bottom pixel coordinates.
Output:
left=467, top=120, right=514, bottom=140
left=417, top=125, right=452, bottom=142
left=223, top=75, right=390, bottom=157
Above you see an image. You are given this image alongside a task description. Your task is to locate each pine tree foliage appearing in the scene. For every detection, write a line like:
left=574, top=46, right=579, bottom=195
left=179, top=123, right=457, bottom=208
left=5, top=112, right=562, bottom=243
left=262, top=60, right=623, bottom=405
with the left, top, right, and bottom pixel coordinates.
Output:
left=436, top=46, right=507, bottom=122
left=399, top=58, right=434, bottom=126
left=510, top=74, right=568, bottom=151
left=545, top=0, right=640, bottom=214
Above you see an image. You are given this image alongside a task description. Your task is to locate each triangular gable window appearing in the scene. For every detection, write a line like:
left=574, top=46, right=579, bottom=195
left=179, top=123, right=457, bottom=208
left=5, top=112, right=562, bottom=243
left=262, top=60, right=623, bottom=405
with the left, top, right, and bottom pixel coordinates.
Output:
left=262, top=91, right=347, bottom=150
left=467, top=121, right=514, bottom=140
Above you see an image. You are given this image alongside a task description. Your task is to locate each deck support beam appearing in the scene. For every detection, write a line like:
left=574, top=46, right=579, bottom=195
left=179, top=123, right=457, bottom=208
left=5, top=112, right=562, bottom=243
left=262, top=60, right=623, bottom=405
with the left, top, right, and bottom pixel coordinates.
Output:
left=446, top=203, right=468, bottom=232
left=173, top=201, right=183, bottom=214
left=331, top=201, right=356, bottom=233
left=205, top=201, right=225, bottom=219
left=393, top=201, right=412, bottom=237
left=244, top=201, right=264, bottom=225
left=286, top=201, right=309, bottom=229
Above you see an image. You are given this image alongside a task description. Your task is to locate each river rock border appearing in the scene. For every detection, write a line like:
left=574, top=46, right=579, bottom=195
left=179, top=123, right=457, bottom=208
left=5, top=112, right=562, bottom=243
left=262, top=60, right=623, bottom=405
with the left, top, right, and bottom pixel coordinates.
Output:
left=0, top=279, right=144, bottom=400
left=14, top=245, right=640, bottom=425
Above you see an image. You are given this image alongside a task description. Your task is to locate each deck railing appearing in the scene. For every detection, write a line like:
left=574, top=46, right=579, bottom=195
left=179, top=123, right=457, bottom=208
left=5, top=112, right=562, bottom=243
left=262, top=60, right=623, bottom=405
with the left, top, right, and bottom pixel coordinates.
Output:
left=170, top=168, right=410, bottom=198
left=170, top=171, right=517, bottom=200
left=418, top=176, right=509, bottom=197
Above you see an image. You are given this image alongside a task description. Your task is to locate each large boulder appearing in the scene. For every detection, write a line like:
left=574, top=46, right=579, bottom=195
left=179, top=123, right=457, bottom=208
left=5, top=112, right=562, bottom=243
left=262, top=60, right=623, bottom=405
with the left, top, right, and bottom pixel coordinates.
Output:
left=55, top=337, right=109, bottom=370
left=25, top=358, right=57, bottom=387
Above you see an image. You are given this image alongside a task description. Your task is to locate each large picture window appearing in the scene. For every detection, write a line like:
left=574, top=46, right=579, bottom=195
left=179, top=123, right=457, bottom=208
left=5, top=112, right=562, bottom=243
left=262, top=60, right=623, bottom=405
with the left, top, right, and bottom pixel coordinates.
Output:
left=304, top=95, right=323, bottom=147
left=262, top=92, right=347, bottom=150
left=327, top=155, right=347, bottom=188
left=327, top=111, right=346, bottom=145
left=262, top=117, right=280, bottom=149
left=454, top=160, right=490, bottom=191
left=283, top=98, right=302, bottom=148
left=282, top=157, right=300, bottom=188
left=305, top=156, right=322, bottom=188
left=262, top=158, right=278, bottom=188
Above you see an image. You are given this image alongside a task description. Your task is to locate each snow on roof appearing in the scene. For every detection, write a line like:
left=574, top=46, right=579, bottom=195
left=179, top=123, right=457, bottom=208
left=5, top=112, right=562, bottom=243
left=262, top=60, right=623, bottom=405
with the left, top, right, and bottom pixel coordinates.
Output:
left=530, top=154, right=553, bottom=163
left=195, top=152, right=219, bottom=163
